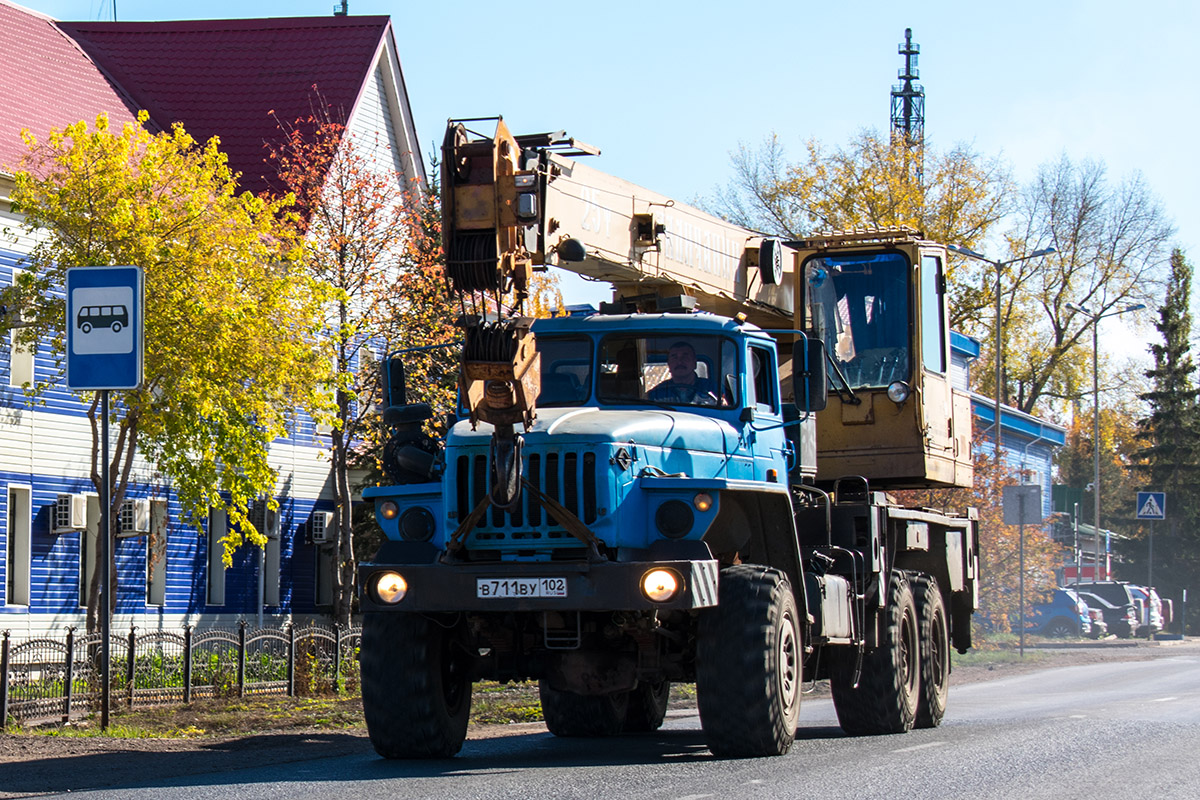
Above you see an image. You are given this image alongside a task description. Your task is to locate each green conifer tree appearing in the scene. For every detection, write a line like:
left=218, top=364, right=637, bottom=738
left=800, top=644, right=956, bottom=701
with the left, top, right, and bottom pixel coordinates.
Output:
left=1133, top=248, right=1200, bottom=627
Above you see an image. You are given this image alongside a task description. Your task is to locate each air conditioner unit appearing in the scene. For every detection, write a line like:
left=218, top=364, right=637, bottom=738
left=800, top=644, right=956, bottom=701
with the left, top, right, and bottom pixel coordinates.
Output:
left=118, top=498, right=151, bottom=537
left=310, top=510, right=336, bottom=545
left=53, top=493, right=87, bottom=533
left=250, top=498, right=279, bottom=539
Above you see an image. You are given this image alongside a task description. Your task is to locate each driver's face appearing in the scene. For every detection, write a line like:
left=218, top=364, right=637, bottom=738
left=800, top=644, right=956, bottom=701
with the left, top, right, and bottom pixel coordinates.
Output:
left=667, top=345, right=697, bottom=383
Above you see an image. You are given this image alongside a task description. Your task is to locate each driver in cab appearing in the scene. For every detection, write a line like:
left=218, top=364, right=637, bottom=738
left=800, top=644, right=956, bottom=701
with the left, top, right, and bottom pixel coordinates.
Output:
left=648, top=341, right=720, bottom=406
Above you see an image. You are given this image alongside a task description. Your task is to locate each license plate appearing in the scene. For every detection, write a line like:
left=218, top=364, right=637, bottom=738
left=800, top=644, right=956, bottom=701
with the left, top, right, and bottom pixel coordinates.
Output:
left=476, top=577, right=568, bottom=599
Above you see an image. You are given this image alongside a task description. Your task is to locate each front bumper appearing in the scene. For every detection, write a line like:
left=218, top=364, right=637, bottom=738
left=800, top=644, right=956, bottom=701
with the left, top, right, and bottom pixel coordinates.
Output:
left=359, top=558, right=719, bottom=613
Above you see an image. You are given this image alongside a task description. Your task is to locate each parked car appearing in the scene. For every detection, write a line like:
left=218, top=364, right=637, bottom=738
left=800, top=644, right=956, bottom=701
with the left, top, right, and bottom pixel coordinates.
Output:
left=1074, top=581, right=1141, bottom=638
left=1027, top=588, right=1092, bottom=638
left=1086, top=607, right=1108, bottom=638
left=1127, top=585, right=1165, bottom=637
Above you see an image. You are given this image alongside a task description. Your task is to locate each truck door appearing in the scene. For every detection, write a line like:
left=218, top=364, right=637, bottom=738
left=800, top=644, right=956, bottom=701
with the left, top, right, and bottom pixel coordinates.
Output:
left=740, top=343, right=787, bottom=480
left=918, top=252, right=956, bottom=462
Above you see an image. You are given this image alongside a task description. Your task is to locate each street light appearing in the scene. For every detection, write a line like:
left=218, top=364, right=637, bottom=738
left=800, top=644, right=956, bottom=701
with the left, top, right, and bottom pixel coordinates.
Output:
left=947, top=244, right=1056, bottom=455
left=1065, top=301, right=1146, bottom=580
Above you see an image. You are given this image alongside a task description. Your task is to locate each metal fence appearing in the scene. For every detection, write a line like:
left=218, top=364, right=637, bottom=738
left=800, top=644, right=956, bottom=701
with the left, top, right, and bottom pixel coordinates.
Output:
left=0, top=621, right=361, bottom=725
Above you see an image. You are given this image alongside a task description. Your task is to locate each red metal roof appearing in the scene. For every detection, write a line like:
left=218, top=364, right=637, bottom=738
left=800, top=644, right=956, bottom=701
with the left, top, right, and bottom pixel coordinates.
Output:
left=57, top=15, right=391, bottom=196
left=0, top=0, right=139, bottom=175
left=0, top=3, right=394, bottom=198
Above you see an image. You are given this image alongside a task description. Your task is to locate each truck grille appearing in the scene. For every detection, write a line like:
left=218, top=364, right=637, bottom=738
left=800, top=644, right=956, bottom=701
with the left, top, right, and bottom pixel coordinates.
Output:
left=454, top=450, right=599, bottom=544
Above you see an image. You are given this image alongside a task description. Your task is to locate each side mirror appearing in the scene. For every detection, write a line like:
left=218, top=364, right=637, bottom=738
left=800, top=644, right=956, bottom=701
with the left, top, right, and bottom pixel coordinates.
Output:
left=792, top=337, right=828, bottom=413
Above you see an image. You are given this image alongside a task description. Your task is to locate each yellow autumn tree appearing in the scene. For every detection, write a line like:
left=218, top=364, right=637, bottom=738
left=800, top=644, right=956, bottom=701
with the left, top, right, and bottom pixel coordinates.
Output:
left=896, top=433, right=1066, bottom=637
left=5, top=112, right=332, bottom=631
left=527, top=272, right=565, bottom=319
left=715, top=129, right=1012, bottom=330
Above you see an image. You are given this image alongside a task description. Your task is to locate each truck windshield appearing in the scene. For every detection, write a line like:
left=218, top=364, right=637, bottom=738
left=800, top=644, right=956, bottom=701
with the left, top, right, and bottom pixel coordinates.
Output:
left=596, top=334, right=738, bottom=408
left=803, top=252, right=911, bottom=389
left=536, top=336, right=594, bottom=406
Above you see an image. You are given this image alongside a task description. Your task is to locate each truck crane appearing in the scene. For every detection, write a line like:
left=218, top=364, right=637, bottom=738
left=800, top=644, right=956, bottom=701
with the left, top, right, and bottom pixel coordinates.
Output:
left=357, top=117, right=979, bottom=759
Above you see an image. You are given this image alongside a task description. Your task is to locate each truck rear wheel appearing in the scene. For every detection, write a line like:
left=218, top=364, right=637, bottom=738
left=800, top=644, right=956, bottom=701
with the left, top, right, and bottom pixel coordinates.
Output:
left=539, top=682, right=629, bottom=737
left=623, top=680, right=670, bottom=732
left=696, top=565, right=802, bottom=757
left=912, top=574, right=949, bottom=729
left=361, top=612, right=472, bottom=758
left=830, top=570, right=920, bottom=735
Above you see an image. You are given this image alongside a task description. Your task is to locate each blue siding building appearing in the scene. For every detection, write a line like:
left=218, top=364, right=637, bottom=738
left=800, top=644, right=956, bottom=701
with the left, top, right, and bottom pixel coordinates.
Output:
left=1, top=9, right=424, bottom=637
left=950, top=331, right=1066, bottom=520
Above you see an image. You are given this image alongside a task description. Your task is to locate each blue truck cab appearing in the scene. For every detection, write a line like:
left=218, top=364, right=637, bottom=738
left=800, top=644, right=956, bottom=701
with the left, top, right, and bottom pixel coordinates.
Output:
left=362, top=312, right=815, bottom=613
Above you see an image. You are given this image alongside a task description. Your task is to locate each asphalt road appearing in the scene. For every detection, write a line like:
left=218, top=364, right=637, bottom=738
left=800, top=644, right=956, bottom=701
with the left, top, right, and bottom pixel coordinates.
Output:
left=41, top=654, right=1200, bottom=799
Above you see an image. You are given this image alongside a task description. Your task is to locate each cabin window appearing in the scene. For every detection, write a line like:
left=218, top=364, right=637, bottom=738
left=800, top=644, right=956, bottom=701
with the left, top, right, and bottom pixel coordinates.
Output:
left=804, top=252, right=911, bottom=389
left=921, top=255, right=946, bottom=374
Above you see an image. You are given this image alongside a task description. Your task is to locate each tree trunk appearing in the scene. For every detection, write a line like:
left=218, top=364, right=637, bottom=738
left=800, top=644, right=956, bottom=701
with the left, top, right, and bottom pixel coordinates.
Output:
left=331, top=422, right=356, bottom=629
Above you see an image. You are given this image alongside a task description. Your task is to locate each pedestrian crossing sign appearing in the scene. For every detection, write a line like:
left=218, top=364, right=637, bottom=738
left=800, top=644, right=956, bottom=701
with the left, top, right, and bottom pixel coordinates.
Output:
left=1136, top=491, right=1166, bottom=520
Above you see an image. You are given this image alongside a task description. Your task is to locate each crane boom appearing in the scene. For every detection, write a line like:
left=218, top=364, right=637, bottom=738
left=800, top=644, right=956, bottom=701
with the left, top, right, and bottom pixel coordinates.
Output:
left=441, top=117, right=973, bottom=490
left=537, top=152, right=796, bottom=326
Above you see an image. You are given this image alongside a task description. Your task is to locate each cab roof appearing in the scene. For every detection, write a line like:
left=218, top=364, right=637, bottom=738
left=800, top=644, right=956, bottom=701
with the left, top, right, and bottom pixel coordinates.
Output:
left=531, top=312, right=775, bottom=342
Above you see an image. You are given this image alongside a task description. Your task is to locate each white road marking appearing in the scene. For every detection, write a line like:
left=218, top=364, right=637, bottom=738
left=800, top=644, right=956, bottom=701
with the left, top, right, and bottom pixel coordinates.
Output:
left=1151, top=696, right=1178, bottom=702
left=892, top=741, right=947, bottom=754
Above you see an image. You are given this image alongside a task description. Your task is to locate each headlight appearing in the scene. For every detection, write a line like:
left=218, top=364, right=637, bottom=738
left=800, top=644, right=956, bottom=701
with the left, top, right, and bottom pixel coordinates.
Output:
left=641, top=569, right=681, bottom=602
left=373, top=571, right=408, bottom=604
left=887, top=381, right=911, bottom=405
left=399, top=507, right=435, bottom=542
left=655, top=500, right=694, bottom=538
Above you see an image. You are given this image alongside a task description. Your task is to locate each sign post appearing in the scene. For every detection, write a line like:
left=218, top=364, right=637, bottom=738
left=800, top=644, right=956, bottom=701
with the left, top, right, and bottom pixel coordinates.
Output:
left=1003, top=484, right=1042, bottom=657
left=66, top=266, right=143, bottom=731
left=1135, top=492, right=1166, bottom=588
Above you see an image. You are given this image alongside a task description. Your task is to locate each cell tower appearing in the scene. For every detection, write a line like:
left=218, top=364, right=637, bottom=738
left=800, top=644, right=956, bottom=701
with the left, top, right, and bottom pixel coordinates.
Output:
left=890, top=28, right=925, bottom=150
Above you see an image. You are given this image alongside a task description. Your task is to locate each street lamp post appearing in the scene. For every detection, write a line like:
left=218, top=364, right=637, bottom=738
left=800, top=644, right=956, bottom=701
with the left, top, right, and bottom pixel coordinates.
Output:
left=948, top=243, right=1054, bottom=648
left=1065, top=301, right=1146, bottom=580
left=947, top=244, right=1055, bottom=456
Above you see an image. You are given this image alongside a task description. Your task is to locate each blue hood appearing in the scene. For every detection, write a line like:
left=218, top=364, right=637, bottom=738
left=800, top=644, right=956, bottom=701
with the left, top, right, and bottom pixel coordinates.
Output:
left=449, top=406, right=736, bottom=455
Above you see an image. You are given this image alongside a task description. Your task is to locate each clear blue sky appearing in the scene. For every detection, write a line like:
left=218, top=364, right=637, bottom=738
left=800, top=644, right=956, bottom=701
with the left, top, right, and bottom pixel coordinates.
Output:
left=20, top=0, right=1200, bottom=336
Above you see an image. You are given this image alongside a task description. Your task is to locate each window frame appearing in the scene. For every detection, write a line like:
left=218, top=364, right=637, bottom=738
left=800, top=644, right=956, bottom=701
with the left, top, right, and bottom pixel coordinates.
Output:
left=5, top=485, right=31, bottom=606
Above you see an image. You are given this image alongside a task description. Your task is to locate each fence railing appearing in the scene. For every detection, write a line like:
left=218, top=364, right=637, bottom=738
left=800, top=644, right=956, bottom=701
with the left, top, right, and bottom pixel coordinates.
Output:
left=1, top=621, right=361, bottom=725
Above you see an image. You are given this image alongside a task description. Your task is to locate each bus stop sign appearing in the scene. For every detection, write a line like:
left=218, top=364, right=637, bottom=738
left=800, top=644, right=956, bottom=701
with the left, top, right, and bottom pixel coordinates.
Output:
left=66, top=266, right=144, bottom=390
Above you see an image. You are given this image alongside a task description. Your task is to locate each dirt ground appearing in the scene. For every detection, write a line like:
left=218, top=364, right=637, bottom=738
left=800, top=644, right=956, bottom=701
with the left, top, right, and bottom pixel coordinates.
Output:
left=1, top=639, right=1194, bottom=798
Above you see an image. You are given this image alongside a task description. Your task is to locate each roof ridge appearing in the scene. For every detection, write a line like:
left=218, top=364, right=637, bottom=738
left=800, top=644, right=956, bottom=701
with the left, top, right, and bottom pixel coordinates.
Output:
left=57, top=15, right=392, bottom=32
left=49, top=20, right=152, bottom=133
left=0, top=0, right=54, bottom=22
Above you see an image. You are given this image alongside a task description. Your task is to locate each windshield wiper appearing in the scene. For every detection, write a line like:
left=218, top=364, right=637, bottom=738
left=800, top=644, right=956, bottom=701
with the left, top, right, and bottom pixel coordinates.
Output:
left=824, top=352, right=861, bottom=406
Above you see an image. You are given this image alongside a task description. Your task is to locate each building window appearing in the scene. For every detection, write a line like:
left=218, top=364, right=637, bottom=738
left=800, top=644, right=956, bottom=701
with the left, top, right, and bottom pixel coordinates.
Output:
left=8, top=329, right=33, bottom=387
left=5, top=486, right=31, bottom=606
left=146, top=499, right=168, bottom=607
left=315, top=544, right=334, bottom=607
left=207, top=508, right=227, bottom=606
left=251, top=497, right=282, bottom=608
left=7, top=268, right=34, bottom=388
left=264, top=534, right=281, bottom=607
left=78, top=494, right=99, bottom=608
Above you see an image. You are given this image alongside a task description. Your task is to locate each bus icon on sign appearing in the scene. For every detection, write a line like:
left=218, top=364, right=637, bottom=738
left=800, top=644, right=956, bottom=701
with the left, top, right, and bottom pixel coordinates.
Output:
left=76, top=304, right=129, bottom=334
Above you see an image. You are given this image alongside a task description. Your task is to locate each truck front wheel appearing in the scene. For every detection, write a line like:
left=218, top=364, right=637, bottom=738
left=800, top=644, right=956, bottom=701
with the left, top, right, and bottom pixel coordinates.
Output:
left=361, top=611, right=472, bottom=758
left=830, top=570, right=920, bottom=735
left=696, top=565, right=802, bottom=757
